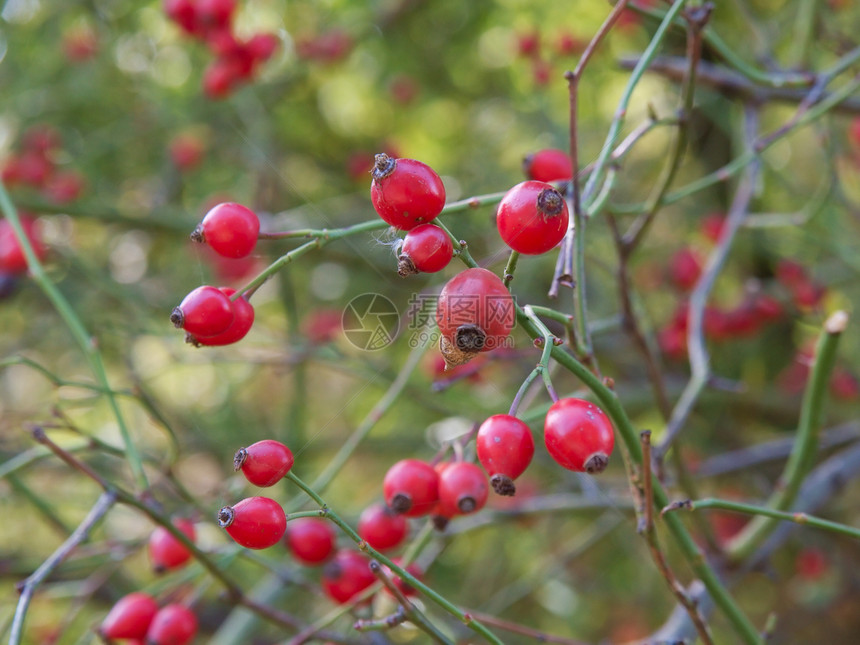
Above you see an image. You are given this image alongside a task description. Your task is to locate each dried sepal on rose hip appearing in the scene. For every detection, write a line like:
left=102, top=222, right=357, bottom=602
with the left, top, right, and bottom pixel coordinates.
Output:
left=397, top=223, right=453, bottom=276
left=435, top=268, right=515, bottom=369
left=436, top=461, right=489, bottom=517
left=233, top=439, right=294, bottom=487
left=476, top=414, right=535, bottom=496
left=383, top=458, right=440, bottom=517
left=218, top=496, right=286, bottom=549
left=544, top=398, right=615, bottom=474
left=370, top=153, right=446, bottom=231
left=496, top=180, right=569, bottom=255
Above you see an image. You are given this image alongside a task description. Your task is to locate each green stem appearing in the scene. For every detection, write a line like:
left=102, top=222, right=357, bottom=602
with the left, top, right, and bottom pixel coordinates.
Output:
left=0, top=182, right=148, bottom=491
left=726, top=311, right=848, bottom=562
left=522, top=306, right=560, bottom=402
left=673, top=498, right=860, bottom=541
left=286, top=472, right=503, bottom=645
left=503, top=250, right=519, bottom=287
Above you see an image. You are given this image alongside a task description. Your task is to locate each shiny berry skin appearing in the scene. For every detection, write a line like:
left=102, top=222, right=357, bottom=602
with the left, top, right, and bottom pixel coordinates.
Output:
left=285, top=517, right=336, bottom=565
left=100, top=592, right=159, bottom=640
left=233, top=439, right=293, bottom=486
left=0, top=216, right=47, bottom=274
left=148, top=518, right=195, bottom=573
left=436, top=462, right=489, bottom=517
left=358, top=503, right=409, bottom=551
left=397, top=223, right=453, bottom=276
left=189, top=288, right=254, bottom=346
left=145, top=604, right=197, bottom=645
left=170, top=285, right=234, bottom=338
left=544, top=398, right=615, bottom=474
left=383, top=459, right=439, bottom=517
left=522, top=148, right=572, bottom=182
left=496, top=181, right=569, bottom=255
left=321, top=549, right=376, bottom=604
left=435, top=268, right=515, bottom=367
left=370, top=153, right=446, bottom=230
left=191, top=202, right=260, bottom=259
left=218, top=496, right=286, bottom=549
left=476, top=414, right=535, bottom=496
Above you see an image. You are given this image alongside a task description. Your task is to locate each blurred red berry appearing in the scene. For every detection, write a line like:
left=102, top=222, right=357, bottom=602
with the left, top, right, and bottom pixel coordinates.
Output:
left=831, top=369, right=859, bottom=400
left=555, top=31, right=584, bottom=56
left=301, top=309, right=342, bottom=345
left=795, top=547, right=829, bottom=581
left=321, top=550, right=376, bottom=603
left=63, top=26, right=99, bottom=62
left=668, top=247, right=703, bottom=291
left=100, top=592, right=158, bottom=640
left=149, top=518, right=195, bottom=573
left=247, top=32, right=279, bottom=61
left=146, top=604, right=197, bottom=645
left=169, top=133, right=205, bottom=172
left=532, top=59, right=552, bottom=86
left=45, top=171, right=85, bottom=203
left=700, top=212, right=726, bottom=243
left=0, top=215, right=47, bottom=274
left=515, top=30, right=540, bottom=57
left=522, top=148, right=572, bottom=183
left=285, top=517, right=337, bottom=565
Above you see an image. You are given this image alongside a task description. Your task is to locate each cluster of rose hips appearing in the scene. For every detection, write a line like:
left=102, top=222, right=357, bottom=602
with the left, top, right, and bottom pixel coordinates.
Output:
left=172, top=202, right=261, bottom=345
left=515, top=28, right=585, bottom=86
left=1, top=125, right=85, bottom=204
left=98, top=518, right=200, bottom=642
left=163, top=0, right=279, bottom=99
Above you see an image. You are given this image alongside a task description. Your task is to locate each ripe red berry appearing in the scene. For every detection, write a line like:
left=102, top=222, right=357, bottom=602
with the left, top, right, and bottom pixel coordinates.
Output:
left=233, top=439, right=293, bottom=487
left=164, top=0, right=199, bottom=35
left=197, top=0, right=236, bottom=32
left=397, top=223, right=453, bottom=276
left=436, top=462, right=489, bottom=517
left=203, top=59, right=238, bottom=98
left=383, top=459, right=440, bottom=518
left=522, top=149, right=572, bottom=183
left=496, top=180, right=569, bottom=255
left=100, top=592, right=159, bottom=640
left=145, top=604, right=197, bottom=645
left=476, top=414, right=535, bottom=496
left=370, top=153, right=446, bottom=230
left=171, top=285, right=234, bottom=337
left=381, top=559, right=422, bottom=597
left=191, top=202, right=260, bottom=259
left=435, top=267, right=515, bottom=367
left=218, top=496, right=286, bottom=549
left=544, top=398, right=615, bottom=473
left=148, top=518, right=195, bottom=573
left=189, top=287, right=254, bottom=346
left=285, top=517, right=336, bottom=565
left=0, top=215, right=47, bottom=274
left=321, top=549, right=376, bottom=603
left=358, top=503, right=409, bottom=551
left=668, top=247, right=703, bottom=291
left=247, top=33, right=279, bottom=61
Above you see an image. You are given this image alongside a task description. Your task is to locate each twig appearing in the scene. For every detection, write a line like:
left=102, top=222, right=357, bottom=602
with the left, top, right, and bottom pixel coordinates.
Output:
left=726, top=311, right=849, bottom=563
left=461, top=609, right=593, bottom=645
left=9, top=490, right=117, bottom=645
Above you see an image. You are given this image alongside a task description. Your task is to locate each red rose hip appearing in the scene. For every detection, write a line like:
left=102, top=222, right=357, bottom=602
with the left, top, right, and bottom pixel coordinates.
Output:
left=233, top=439, right=293, bottom=486
left=189, top=287, right=254, bottom=346
left=358, top=503, right=409, bottom=551
left=285, top=517, right=336, bottom=565
left=171, top=285, right=234, bottom=337
left=218, top=496, right=286, bottom=549
left=496, top=180, right=569, bottom=255
left=321, top=549, right=376, bottom=603
left=522, top=148, right=572, bottom=182
left=436, top=462, right=489, bottom=517
left=191, top=202, right=260, bottom=259
left=383, top=459, right=439, bottom=517
left=397, top=223, right=453, bottom=276
left=100, top=592, right=159, bottom=640
left=149, top=518, right=196, bottom=573
left=544, top=398, right=615, bottom=473
left=370, top=153, right=446, bottom=230
left=476, top=414, right=535, bottom=496
left=146, top=604, right=197, bottom=645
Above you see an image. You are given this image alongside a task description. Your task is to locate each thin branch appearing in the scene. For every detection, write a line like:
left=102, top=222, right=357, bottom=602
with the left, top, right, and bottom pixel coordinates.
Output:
left=10, top=491, right=117, bottom=645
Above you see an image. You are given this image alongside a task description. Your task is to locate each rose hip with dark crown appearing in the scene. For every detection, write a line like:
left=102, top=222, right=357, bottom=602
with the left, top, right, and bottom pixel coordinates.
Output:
left=188, top=287, right=254, bottom=346
left=397, top=223, right=453, bottom=276
left=496, top=180, right=569, bottom=255
left=191, top=202, right=260, bottom=259
left=171, top=285, right=234, bottom=337
left=370, top=153, right=446, bottom=230
left=383, top=458, right=439, bottom=517
left=476, top=414, right=535, bottom=496
left=218, top=496, right=286, bottom=549
left=233, top=439, right=294, bottom=487
left=544, top=398, right=615, bottom=473
left=436, top=461, right=489, bottom=517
